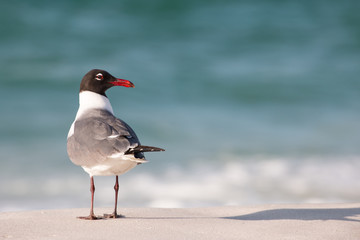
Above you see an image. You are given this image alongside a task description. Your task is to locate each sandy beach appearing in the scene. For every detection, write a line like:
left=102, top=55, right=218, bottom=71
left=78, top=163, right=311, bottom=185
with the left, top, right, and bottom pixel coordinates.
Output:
left=1, top=203, right=359, bottom=240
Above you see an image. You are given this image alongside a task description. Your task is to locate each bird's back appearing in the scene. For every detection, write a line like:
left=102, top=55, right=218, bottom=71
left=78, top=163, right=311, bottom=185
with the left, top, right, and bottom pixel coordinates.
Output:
left=67, top=109, right=143, bottom=168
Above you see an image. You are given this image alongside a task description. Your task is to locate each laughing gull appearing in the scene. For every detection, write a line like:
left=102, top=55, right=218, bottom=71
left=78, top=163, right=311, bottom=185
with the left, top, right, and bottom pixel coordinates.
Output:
left=67, top=69, right=164, bottom=220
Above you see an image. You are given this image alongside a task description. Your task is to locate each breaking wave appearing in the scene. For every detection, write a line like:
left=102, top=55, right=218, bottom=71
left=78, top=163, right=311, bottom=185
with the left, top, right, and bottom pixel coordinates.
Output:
left=1, top=156, right=359, bottom=211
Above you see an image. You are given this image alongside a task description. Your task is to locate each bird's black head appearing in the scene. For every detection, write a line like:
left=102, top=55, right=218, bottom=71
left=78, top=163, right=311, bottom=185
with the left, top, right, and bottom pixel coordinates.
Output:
left=79, top=69, right=134, bottom=96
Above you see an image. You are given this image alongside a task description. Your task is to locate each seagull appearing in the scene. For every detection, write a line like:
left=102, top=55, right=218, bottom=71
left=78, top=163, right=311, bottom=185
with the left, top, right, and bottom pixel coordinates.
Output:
left=67, top=69, right=164, bottom=220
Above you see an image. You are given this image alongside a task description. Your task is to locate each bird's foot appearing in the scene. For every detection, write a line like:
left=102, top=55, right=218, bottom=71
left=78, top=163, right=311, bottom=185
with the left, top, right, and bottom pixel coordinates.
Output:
left=103, top=212, right=125, bottom=219
left=77, top=214, right=102, bottom=220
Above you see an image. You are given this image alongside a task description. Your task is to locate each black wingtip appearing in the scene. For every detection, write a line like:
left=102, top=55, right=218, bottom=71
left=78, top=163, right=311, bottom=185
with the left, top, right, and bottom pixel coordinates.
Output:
left=125, top=145, right=165, bottom=154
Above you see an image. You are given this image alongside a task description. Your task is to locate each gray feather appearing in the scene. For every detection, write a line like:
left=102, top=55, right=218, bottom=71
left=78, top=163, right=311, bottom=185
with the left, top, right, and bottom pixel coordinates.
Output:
left=67, top=109, right=141, bottom=167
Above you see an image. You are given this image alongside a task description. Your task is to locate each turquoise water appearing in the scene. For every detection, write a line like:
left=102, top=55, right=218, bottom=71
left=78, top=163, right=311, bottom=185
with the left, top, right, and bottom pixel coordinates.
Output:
left=1, top=0, right=360, bottom=210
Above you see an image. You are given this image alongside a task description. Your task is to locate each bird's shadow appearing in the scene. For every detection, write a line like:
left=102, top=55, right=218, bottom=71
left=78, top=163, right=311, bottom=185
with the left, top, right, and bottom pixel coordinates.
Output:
left=123, top=207, right=360, bottom=223
left=222, top=208, right=360, bottom=222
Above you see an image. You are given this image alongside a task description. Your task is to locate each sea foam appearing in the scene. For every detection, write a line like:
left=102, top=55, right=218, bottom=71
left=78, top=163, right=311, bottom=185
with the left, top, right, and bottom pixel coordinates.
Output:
left=1, top=156, right=359, bottom=211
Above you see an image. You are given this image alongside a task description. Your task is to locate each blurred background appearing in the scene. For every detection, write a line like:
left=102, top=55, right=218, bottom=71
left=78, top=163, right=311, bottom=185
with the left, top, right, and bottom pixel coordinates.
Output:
left=1, top=0, right=360, bottom=211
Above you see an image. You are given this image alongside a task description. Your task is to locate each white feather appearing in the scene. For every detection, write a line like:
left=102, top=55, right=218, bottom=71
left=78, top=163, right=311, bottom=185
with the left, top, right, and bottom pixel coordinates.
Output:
left=108, top=134, right=120, bottom=139
left=82, top=155, right=147, bottom=176
left=76, top=91, right=114, bottom=119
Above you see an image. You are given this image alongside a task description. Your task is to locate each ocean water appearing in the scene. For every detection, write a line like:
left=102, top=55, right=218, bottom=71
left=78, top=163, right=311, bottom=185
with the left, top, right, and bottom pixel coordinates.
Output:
left=1, top=0, right=360, bottom=211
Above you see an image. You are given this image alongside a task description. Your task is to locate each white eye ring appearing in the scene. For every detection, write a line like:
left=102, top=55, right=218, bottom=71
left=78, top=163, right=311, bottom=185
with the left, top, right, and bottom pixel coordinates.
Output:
left=95, top=73, right=103, bottom=81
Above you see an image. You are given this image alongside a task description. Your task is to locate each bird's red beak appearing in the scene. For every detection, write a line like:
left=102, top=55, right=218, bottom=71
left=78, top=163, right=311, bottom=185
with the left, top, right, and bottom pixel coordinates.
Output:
left=109, top=78, right=135, bottom=88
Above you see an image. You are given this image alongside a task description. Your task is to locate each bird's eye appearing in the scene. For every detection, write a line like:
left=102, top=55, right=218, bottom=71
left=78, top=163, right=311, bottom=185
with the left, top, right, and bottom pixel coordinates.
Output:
left=95, top=73, right=103, bottom=81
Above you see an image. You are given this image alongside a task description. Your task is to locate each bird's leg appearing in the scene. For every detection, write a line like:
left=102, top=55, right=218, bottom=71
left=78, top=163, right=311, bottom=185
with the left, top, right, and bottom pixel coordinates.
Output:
left=104, top=175, right=124, bottom=218
left=78, top=176, right=100, bottom=220
left=113, top=175, right=119, bottom=216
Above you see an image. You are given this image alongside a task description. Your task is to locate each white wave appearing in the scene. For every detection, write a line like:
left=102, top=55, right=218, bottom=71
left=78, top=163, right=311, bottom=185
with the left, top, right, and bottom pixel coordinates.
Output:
left=119, top=156, right=360, bottom=208
left=1, top=156, right=359, bottom=211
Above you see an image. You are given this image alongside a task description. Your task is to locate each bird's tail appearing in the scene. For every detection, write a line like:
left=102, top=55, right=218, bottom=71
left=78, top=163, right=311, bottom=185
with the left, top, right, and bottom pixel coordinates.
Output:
left=125, top=145, right=165, bottom=154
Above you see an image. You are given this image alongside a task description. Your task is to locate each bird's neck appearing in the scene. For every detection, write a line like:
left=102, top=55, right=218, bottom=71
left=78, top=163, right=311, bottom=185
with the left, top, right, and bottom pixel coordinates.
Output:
left=76, top=91, right=114, bottom=119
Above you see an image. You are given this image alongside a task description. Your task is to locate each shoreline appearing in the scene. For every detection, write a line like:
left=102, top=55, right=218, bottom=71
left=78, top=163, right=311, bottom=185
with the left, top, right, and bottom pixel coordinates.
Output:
left=1, top=203, right=359, bottom=239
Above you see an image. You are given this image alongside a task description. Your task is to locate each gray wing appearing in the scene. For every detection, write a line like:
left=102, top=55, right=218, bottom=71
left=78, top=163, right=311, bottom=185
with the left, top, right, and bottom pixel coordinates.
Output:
left=67, top=109, right=143, bottom=167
